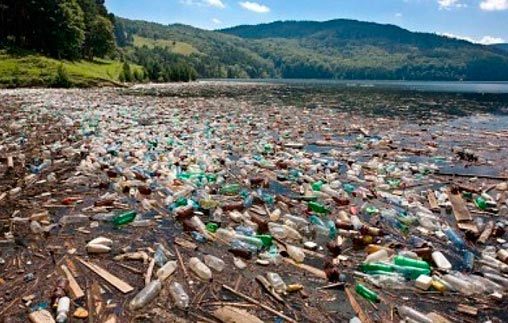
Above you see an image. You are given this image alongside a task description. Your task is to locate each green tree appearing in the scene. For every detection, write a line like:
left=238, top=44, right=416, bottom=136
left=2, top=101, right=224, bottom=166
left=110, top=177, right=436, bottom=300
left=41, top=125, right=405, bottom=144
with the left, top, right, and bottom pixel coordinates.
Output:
left=54, top=0, right=86, bottom=59
left=89, top=16, right=116, bottom=58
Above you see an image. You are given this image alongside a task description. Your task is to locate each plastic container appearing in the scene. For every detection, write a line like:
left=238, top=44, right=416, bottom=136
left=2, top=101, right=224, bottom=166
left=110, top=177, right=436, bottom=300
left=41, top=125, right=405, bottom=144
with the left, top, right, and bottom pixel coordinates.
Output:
left=129, top=280, right=162, bottom=310
left=394, top=256, right=430, bottom=270
left=365, top=249, right=389, bottom=263
left=112, top=210, right=137, bottom=226
left=432, top=251, right=452, bottom=270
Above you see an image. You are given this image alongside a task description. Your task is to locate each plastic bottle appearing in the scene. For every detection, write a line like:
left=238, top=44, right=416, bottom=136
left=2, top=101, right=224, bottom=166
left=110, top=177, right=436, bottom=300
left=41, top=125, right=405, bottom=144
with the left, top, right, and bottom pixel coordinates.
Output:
left=189, top=257, right=212, bottom=281
left=365, top=249, right=389, bottom=263
left=129, top=280, right=162, bottom=310
left=204, top=255, right=225, bottom=272
left=266, top=272, right=287, bottom=294
left=474, top=196, right=487, bottom=210
left=441, top=274, right=474, bottom=295
left=432, top=251, right=452, bottom=270
left=286, top=245, right=305, bottom=263
left=443, top=226, right=466, bottom=250
left=220, top=184, right=241, bottom=195
left=394, top=255, right=430, bottom=270
left=308, top=201, right=330, bottom=214
left=156, top=261, right=178, bottom=281
left=169, top=282, right=190, bottom=309
left=112, top=210, right=137, bottom=226
left=360, top=262, right=394, bottom=273
left=355, top=284, right=379, bottom=302
left=392, top=265, right=430, bottom=280
left=56, top=296, right=70, bottom=323
left=397, top=305, right=432, bottom=323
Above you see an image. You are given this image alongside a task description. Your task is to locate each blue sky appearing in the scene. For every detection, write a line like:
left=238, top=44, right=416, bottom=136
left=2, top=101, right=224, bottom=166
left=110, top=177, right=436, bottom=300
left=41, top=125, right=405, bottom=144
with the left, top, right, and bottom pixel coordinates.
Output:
left=105, top=0, right=508, bottom=44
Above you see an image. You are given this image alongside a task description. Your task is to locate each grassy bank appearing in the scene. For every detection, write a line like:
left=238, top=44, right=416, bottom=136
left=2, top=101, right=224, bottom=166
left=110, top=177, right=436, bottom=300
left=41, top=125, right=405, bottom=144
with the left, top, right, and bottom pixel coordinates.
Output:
left=0, top=50, right=144, bottom=88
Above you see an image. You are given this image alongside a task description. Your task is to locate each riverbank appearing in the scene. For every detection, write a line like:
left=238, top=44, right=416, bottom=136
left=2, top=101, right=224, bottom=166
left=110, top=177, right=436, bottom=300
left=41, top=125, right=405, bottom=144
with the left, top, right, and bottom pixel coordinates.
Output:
left=0, top=51, right=143, bottom=88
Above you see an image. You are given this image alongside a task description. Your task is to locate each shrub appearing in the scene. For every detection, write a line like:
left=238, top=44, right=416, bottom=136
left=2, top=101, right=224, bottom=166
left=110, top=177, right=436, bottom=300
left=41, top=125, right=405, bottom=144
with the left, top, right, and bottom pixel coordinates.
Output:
left=52, top=64, right=72, bottom=88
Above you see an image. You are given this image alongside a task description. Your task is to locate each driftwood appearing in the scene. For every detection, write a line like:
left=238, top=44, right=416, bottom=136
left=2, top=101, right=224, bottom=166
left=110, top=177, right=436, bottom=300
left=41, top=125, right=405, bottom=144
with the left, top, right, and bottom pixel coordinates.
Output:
left=345, top=287, right=374, bottom=323
left=213, top=306, right=264, bottom=323
left=61, top=264, right=85, bottom=299
left=76, top=257, right=134, bottom=293
left=222, top=284, right=298, bottom=323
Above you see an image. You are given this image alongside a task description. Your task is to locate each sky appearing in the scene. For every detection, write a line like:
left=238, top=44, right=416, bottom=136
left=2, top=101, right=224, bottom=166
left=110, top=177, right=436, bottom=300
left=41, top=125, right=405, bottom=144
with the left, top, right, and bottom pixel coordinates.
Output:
left=105, top=0, right=508, bottom=44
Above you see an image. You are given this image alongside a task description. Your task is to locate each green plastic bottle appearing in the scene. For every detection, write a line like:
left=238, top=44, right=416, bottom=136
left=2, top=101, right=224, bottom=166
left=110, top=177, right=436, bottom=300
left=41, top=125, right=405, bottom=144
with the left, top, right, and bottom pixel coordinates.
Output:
left=220, top=184, right=241, bottom=196
left=355, top=284, right=379, bottom=303
left=206, top=223, right=218, bottom=233
left=360, top=262, right=394, bottom=273
left=311, top=181, right=323, bottom=191
left=394, top=255, right=430, bottom=269
left=474, top=196, right=487, bottom=210
left=255, top=235, right=273, bottom=248
left=112, top=210, right=137, bottom=226
left=308, top=201, right=330, bottom=214
left=392, top=265, right=430, bottom=280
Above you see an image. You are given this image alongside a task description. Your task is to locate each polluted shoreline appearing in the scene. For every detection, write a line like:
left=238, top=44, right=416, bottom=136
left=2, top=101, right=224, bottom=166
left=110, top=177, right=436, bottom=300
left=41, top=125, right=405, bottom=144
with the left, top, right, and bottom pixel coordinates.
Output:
left=1, top=82, right=508, bottom=322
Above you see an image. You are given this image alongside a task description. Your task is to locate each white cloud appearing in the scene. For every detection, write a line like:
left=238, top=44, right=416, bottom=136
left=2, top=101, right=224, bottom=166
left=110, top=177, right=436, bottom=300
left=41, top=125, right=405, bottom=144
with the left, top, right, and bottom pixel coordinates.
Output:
left=181, top=0, right=225, bottom=9
left=212, top=18, right=222, bottom=24
left=437, top=0, right=467, bottom=9
left=239, top=1, right=270, bottom=13
left=480, top=0, right=508, bottom=11
left=479, top=35, right=506, bottom=44
left=440, top=32, right=506, bottom=44
left=395, top=12, right=403, bottom=17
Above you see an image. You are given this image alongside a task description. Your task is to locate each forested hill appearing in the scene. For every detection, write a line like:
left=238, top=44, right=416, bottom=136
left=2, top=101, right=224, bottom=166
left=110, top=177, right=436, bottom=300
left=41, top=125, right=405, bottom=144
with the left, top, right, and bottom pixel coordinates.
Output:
left=119, top=17, right=508, bottom=81
left=490, top=44, right=508, bottom=53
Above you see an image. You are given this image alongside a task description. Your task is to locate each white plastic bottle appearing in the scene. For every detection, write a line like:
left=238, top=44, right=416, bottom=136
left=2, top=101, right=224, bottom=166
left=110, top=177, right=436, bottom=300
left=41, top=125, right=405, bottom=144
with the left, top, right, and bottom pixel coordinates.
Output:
left=56, top=296, right=70, bottom=323
left=156, top=261, right=178, bottom=281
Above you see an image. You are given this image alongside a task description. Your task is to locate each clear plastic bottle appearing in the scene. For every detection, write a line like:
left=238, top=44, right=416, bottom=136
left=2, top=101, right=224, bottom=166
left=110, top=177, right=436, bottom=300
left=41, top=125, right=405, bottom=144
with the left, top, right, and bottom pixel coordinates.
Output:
left=286, top=245, right=305, bottom=263
left=365, top=249, right=389, bottom=263
left=188, top=257, right=212, bottom=281
left=156, top=261, right=178, bottom=281
left=397, top=305, right=432, bottom=323
left=169, top=281, right=190, bottom=309
left=204, top=255, right=225, bottom=272
left=129, top=280, right=162, bottom=310
left=441, top=274, right=474, bottom=295
left=266, top=272, right=287, bottom=294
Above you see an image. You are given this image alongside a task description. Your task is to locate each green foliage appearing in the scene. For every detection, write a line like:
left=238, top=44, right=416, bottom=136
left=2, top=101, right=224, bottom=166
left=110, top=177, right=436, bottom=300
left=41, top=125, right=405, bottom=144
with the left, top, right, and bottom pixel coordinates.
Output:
left=52, top=64, right=73, bottom=88
left=55, top=0, right=86, bottom=60
left=120, top=62, right=133, bottom=82
left=1, top=0, right=117, bottom=61
left=89, top=16, right=116, bottom=58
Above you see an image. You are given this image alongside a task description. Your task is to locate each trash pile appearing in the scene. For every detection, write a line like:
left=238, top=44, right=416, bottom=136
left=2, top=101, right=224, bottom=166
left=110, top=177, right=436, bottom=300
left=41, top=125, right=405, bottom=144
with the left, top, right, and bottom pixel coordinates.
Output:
left=1, top=84, right=508, bottom=323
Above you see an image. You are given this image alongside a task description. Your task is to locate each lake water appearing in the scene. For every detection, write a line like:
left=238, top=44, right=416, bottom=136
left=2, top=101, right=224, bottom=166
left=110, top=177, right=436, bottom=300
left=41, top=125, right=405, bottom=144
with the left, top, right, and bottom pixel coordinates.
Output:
left=216, top=79, right=508, bottom=94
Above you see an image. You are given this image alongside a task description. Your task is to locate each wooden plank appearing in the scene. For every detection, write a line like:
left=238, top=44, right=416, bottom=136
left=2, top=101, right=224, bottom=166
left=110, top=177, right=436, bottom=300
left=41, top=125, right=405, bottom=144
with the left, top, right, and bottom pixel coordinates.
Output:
left=213, top=306, right=264, bottom=323
left=29, top=310, right=56, bottom=323
left=345, top=287, right=374, bottom=323
left=282, top=258, right=327, bottom=280
left=61, top=264, right=85, bottom=300
left=76, top=257, right=134, bottom=294
left=427, top=190, right=440, bottom=211
left=448, top=189, right=472, bottom=222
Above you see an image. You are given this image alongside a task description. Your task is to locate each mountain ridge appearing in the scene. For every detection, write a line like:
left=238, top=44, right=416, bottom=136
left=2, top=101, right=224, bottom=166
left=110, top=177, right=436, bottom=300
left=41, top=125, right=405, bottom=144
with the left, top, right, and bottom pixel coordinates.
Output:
left=119, top=17, right=508, bottom=81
